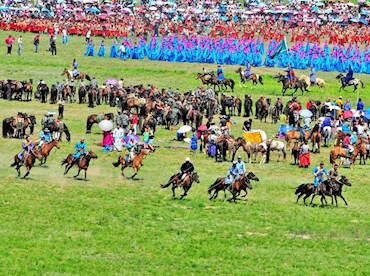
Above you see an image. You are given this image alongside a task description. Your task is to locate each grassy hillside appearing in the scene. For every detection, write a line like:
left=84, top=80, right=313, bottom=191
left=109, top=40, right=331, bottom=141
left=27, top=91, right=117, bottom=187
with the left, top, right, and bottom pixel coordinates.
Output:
left=0, top=31, right=369, bottom=275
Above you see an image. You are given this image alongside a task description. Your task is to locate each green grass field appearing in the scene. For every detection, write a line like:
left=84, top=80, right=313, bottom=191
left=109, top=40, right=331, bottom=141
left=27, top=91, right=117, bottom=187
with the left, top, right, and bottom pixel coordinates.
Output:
left=0, top=31, right=369, bottom=275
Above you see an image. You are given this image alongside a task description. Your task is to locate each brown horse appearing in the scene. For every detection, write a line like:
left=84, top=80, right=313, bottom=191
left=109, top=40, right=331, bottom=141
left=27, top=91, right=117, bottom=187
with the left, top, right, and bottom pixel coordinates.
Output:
left=38, top=139, right=61, bottom=165
left=86, top=113, right=114, bottom=133
left=227, top=175, right=254, bottom=202
left=329, top=141, right=366, bottom=167
left=208, top=172, right=259, bottom=201
left=23, top=79, right=33, bottom=101
left=311, top=131, right=322, bottom=153
left=161, top=172, right=200, bottom=199
left=235, top=67, right=263, bottom=88
left=112, top=148, right=150, bottom=179
left=11, top=150, right=40, bottom=178
left=62, top=68, right=88, bottom=81
left=98, top=86, right=110, bottom=105
left=61, top=151, right=98, bottom=181
left=285, top=129, right=311, bottom=150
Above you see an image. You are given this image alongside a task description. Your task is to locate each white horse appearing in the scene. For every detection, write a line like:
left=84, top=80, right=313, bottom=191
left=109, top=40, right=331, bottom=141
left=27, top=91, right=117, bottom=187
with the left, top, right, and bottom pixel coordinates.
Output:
left=299, top=75, right=326, bottom=92
left=321, top=126, right=332, bottom=147
left=260, top=140, right=287, bottom=162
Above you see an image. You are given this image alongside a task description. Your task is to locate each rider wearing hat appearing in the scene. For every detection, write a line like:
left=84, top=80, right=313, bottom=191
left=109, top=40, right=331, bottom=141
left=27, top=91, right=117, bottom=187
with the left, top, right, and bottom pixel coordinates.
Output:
left=72, top=58, right=79, bottom=79
left=38, top=128, right=52, bottom=150
left=225, top=161, right=240, bottom=190
left=180, top=157, right=194, bottom=181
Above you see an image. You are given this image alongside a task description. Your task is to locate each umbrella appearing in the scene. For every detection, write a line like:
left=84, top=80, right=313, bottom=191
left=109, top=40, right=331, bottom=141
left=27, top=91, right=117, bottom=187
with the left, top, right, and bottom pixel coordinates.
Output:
left=177, top=125, right=192, bottom=134
left=105, top=78, right=118, bottom=85
left=363, top=110, right=370, bottom=120
left=98, top=120, right=113, bottom=132
left=299, top=109, right=313, bottom=117
left=328, top=105, right=341, bottom=110
left=149, top=6, right=157, bottom=11
left=122, top=7, right=132, bottom=13
left=197, top=124, right=207, bottom=131
left=125, top=134, right=140, bottom=144
left=317, top=117, right=326, bottom=122
left=342, top=110, right=353, bottom=119
left=156, top=0, right=164, bottom=5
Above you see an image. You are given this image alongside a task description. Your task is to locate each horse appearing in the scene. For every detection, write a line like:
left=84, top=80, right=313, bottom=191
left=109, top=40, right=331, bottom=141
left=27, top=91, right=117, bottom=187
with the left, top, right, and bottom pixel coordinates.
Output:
left=309, top=176, right=352, bottom=206
left=255, top=98, right=269, bottom=123
left=196, top=73, right=222, bottom=92
left=37, top=139, right=61, bottom=165
left=336, top=73, right=365, bottom=92
left=227, top=175, right=253, bottom=202
left=23, top=79, right=33, bottom=101
left=62, top=68, right=88, bottom=81
left=86, top=113, right=114, bottom=133
left=78, top=85, right=87, bottom=104
left=98, top=86, right=110, bottom=105
left=291, top=142, right=300, bottom=165
left=187, top=110, right=203, bottom=130
left=61, top=151, right=98, bottom=181
left=321, top=126, right=332, bottom=147
left=329, top=141, right=366, bottom=167
left=215, top=136, right=236, bottom=162
left=11, top=150, right=40, bottom=178
left=285, top=129, right=311, bottom=150
left=235, top=67, right=263, bottom=88
left=63, top=85, right=74, bottom=103
left=230, top=137, right=268, bottom=163
left=260, top=140, right=287, bottom=162
left=161, top=172, right=200, bottom=199
left=47, top=120, right=71, bottom=142
left=112, top=148, right=150, bottom=179
left=275, top=73, right=308, bottom=96
left=299, top=75, right=326, bottom=91
left=2, top=114, right=36, bottom=138
left=270, top=105, right=279, bottom=124
left=208, top=172, right=259, bottom=201
left=220, top=78, right=235, bottom=92
left=311, top=131, right=322, bottom=153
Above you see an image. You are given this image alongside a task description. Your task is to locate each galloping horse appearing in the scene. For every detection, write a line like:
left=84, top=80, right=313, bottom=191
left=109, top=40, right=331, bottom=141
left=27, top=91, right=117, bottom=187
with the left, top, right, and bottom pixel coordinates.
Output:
left=61, top=151, right=98, bottom=181
left=86, top=113, right=114, bottom=133
left=285, top=129, right=311, bottom=150
left=208, top=172, right=259, bottom=201
left=38, top=139, right=61, bottom=165
left=11, top=150, right=40, bottom=178
left=329, top=141, right=366, bottom=167
left=227, top=175, right=253, bottom=202
left=336, top=73, right=365, bottom=92
left=62, top=68, right=88, bottom=81
left=275, top=73, right=308, bottom=96
left=235, top=67, right=263, bottom=88
left=161, top=172, right=200, bottom=199
left=299, top=75, right=326, bottom=91
left=112, top=148, right=150, bottom=179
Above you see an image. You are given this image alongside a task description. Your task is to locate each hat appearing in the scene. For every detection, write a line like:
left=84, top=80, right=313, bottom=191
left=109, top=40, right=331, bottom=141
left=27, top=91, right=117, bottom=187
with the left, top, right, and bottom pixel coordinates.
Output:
left=44, top=128, right=49, bottom=132
left=320, top=162, right=324, bottom=165
left=186, top=157, right=190, bottom=161
left=339, top=96, right=342, bottom=99
left=233, top=161, right=237, bottom=164
left=238, top=155, right=242, bottom=159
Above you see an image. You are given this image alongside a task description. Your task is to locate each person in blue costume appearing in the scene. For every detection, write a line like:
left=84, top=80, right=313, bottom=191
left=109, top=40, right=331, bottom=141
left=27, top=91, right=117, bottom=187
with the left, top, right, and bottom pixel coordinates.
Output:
left=38, top=128, right=52, bottom=150
left=309, top=65, right=316, bottom=85
left=217, top=64, right=225, bottom=84
left=109, top=40, right=118, bottom=58
left=344, top=66, right=354, bottom=84
left=72, top=58, right=79, bottom=79
left=320, top=116, right=332, bottom=132
left=312, top=162, right=328, bottom=194
left=285, top=64, right=295, bottom=88
left=73, top=137, right=87, bottom=164
left=84, top=40, right=94, bottom=56
left=97, top=39, right=106, bottom=57
left=244, top=62, right=252, bottom=79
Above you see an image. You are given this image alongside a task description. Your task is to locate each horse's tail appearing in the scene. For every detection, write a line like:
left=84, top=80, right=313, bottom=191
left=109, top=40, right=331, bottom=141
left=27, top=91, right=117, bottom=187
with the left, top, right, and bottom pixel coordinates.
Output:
left=61, top=157, right=68, bottom=166
left=208, top=180, right=221, bottom=194
left=329, top=151, right=333, bottom=164
left=230, top=78, right=235, bottom=90
left=360, top=80, right=365, bottom=89
left=283, top=145, right=287, bottom=159
left=64, top=124, right=71, bottom=142
left=295, top=184, right=305, bottom=194
left=258, top=75, right=263, bottom=85
left=2, top=119, right=8, bottom=138
left=112, top=156, right=121, bottom=167
left=86, top=116, right=92, bottom=133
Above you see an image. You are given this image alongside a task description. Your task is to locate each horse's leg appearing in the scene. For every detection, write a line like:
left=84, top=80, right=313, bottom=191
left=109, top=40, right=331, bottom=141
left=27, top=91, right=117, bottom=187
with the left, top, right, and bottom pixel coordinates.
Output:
left=84, top=169, right=87, bottom=181
left=309, top=194, right=316, bottom=205
left=296, top=193, right=304, bottom=203
left=131, top=167, right=138, bottom=179
left=74, top=168, right=81, bottom=178
left=338, top=195, right=348, bottom=205
left=171, top=185, right=176, bottom=199
left=180, top=186, right=188, bottom=199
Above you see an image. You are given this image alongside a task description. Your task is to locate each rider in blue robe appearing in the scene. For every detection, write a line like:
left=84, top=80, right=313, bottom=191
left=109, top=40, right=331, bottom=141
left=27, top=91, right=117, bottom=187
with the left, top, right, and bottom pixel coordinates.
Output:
left=73, top=138, right=87, bottom=161
left=309, top=65, right=316, bottom=84
left=344, top=66, right=354, bottom=84
left=244, top=63, right=252, bottom=78
left=217, top=65, right=225, bottom=83
left=97, top=40, right=106, bottom=57
left=72, top=59, right=79, bottom=78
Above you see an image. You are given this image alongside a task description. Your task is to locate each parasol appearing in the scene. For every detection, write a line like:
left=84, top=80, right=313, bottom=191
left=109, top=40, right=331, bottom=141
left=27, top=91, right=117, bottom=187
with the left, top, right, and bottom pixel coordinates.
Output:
left=328, top=106, right=341, bottom=110
left=177, top=125, right=192, bottom=134
left=342, top=110, right=353, bottom=119
left=299, top=109, right=313, bottom=117
left=125, top=134, right=140, bottom=144
left=98, top=120, right=113, bottom=132
left=197, top=124, right=207, bottom=131
left=105, top=78, right=118, bottom=85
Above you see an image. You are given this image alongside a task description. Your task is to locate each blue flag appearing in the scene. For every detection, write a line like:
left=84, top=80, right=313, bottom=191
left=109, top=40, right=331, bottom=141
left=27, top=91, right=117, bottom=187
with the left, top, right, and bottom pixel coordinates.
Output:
left=270, top=36, right=288, bottom=59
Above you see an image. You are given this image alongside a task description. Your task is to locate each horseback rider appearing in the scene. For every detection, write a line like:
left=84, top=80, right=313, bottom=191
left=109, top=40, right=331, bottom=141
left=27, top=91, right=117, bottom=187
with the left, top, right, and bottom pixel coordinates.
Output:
left=180, top=157, right=195, bottom=182
left=73, top=137, right=87, bottom=165
left=244, top=62, right=252, bottom=79
left=285, top=64, right=295, bottom=88
left=225, top=161, right=240, bottom=191
left=327, top=163, right=340, bottom=194
left=126, top=138, right=140, bottom=163
left=38, top=128, right=52, bottom=150
left=312, top=162, right=328, bottom=195
left=217, top=64, right=225, bottom=84
left=236, top=155, right=246, bottom=178
left=202, top=67, right=212, bottom=81
left=90, top=77, right=98, bottom=90
left=348, top=131, right=358, bottom=157
left=19, top=135, right=39, bottom=164
left=16, top=112, right=24, bottom=136
left=309, top=65, right=316, bottom=85
left=72, top=58, right=79, bottom=79
left=344, top=66, right=354, bottom=85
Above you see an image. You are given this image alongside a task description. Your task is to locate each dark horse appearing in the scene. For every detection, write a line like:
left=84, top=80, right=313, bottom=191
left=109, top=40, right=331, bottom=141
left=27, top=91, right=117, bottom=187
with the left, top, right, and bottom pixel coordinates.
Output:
left=2, top=114, right=36, bottom=138
left=335, top=73, right=365, bottom=92
left=196, top=73, right=235, bottom=92
left=255, top=98, right=269, bottom=122
left=11, top=150, right=40, bottom=178
left=161, top=172, right=200, bottom=199
left=275, top=73, right=308, bottom=96
left=61, top=151, right=98, bottom=181
left=86, top=113, right=114, bottom=133
left=48, top=121, right=71, bottom=142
